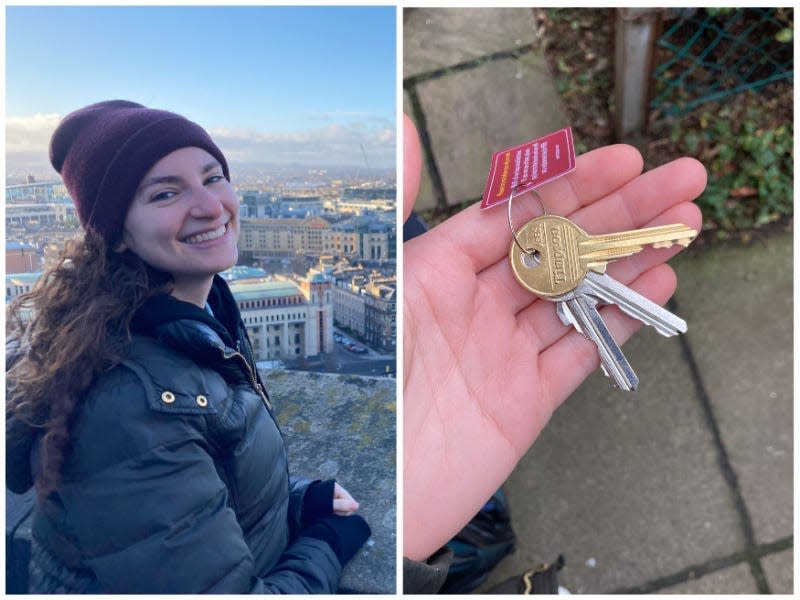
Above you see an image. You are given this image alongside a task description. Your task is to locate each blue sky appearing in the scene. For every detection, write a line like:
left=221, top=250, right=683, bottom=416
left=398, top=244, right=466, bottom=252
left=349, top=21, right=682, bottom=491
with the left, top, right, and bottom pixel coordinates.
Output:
left=6, top=5, right=397, bottom=172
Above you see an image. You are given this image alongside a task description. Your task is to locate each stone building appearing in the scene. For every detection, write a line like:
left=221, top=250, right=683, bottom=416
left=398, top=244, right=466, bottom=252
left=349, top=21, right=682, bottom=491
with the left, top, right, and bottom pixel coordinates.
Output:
left=6, top=242, right=40, bottom=273
left=363, top=276, right=396, bottom=351
left=6, top=203, right=76, bottom=229
left=322, top=217, right=394, bottom=261
left=332, top=270, right=396, bottom=351
left=5, top=181, right=68, bottom=204
left=5, top=271, right=42, bottom=303
left=238, top=216, right=330, bottom=260
left=239, top=214, right=395, bottom=263
left=225, top=268, right=334, bottom=362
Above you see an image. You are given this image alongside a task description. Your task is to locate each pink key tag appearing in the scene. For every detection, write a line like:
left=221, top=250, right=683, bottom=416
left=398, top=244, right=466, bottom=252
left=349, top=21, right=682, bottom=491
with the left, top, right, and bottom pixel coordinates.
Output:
left=480, top=127, right=576, bottom=210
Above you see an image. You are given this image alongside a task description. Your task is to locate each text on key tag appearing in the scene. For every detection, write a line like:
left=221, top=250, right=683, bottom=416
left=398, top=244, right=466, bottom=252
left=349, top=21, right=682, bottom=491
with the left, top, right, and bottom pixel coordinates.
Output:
left=509, top=215, right=697, bottom=297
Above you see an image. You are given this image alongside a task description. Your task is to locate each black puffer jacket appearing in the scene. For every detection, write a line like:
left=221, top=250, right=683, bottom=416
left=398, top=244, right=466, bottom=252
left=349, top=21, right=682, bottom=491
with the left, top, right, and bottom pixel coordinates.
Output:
left=6, top=276, right=368, bottom=593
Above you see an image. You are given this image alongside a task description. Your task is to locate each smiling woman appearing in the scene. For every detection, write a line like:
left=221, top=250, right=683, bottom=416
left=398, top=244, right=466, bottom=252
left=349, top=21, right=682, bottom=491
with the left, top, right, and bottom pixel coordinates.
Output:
left=122, top=148, right=240, bottom=306
left=6, top=100, right=370, bottom=593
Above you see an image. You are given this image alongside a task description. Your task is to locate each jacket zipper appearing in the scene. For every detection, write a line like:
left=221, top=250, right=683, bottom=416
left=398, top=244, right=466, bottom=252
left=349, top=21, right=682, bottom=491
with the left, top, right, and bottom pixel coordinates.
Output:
left=220, top=346, right=273, bottom=411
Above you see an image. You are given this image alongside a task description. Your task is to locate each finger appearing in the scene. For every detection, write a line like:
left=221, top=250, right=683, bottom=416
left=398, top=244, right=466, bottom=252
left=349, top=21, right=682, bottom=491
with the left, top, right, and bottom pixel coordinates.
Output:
left=538, top=262, right=679, bottom=406
left=480, top=197, right=701, bottom=317
left=421, top=144, right=644, bottom=273
left=517, top=255, right=678, bottom=361
left=333, top=498, right=359, bottom=515
left=568, top=157, right=707, bottom=233
left=333, top=482, right=354, bottom=500
left=403, top=114, right=422, bottom=224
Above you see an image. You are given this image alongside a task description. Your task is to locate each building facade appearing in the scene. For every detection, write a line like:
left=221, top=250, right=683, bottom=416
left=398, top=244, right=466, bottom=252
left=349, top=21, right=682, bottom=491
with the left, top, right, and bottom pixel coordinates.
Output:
left=6, top=272, right=43, bottom=303
left=322, top=217, right=394, bottom=261
left=226, top=269, right=334, bottom=362
left=6, top=203, right=76, bottom=228
left=6, top=242, right=40, bottom=273
left=6, top=181, right=68, bottom=204
left=239, top=214, right=394, bottom=263
left=238, top=216, right=330, bottom=260
left=332, top=270, right=396, bottom=351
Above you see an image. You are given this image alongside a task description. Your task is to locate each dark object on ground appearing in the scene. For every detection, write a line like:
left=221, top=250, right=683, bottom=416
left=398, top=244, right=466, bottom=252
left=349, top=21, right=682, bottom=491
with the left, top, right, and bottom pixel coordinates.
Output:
left=440, top=489, right=517, bottom=594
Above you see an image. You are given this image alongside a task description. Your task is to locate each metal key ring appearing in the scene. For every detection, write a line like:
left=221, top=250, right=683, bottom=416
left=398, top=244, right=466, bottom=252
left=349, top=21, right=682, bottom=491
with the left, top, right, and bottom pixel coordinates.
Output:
left=507, top=185, right=547, bottom=255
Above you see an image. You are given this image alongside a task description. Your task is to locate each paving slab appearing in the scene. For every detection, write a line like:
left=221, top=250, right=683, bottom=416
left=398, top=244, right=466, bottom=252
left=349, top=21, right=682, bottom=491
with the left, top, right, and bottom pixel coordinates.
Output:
left=761, top=547, right=794, bottom=594
left=403, top=7, right=539, bottom=78
left=479, top=322, right=744, bottom=594
left=655, top=561, right=758, bottom=594
left=414, top=52, right=567, bottom=207
left=264, top=370, right=396, bottom=594
left=671, top=232, right=793, bottom=546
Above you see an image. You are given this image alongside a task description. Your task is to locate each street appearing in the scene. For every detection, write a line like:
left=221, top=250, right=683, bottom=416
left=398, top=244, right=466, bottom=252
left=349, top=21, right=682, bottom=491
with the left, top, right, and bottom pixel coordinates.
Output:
left=279, top=334, right=396, bottom=378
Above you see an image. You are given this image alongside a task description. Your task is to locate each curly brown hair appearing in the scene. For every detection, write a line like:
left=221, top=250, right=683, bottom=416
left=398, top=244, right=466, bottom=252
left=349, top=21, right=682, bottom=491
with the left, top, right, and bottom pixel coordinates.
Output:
left=6, top=230, right=172, bottom=496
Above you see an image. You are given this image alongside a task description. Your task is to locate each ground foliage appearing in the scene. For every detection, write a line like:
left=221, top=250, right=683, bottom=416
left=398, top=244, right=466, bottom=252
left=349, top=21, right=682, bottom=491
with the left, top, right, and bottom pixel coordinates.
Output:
left=417, top=8, right=793, bottom=243
left=534, top=7, right=793, bottom=244
left=533, top=8, right=616, bottom=155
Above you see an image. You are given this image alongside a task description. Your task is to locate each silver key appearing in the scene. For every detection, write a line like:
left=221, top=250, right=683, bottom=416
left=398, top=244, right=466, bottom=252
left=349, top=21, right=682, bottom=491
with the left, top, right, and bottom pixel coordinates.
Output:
left=575, top=270, right=687, bottom=337
left=552, top=270, right=688, bottom=390
left=555, top=292, right=640, bottom=391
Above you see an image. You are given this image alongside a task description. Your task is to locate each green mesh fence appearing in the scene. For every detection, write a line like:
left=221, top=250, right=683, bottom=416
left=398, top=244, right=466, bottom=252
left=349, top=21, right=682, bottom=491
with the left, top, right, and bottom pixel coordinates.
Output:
left=651, top=8, right=793, bottom=115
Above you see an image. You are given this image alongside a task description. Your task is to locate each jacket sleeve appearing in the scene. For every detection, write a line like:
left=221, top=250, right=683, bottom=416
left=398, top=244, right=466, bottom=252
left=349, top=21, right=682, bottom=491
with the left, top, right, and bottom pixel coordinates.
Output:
left=56, top=366, right=341, bottom=594
left=287, top=475, right=313, bottom=537
left=403, top=547, right=454, bottom=594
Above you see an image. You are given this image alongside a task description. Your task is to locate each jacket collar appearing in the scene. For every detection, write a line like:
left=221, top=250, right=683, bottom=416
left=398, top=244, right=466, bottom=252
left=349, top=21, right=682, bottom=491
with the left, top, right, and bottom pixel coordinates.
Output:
left=131, top=275, right=240, bottom=349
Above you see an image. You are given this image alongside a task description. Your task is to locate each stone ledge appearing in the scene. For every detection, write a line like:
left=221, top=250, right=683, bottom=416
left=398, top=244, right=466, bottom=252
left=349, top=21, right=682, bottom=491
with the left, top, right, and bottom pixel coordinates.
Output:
left=263, top=369, right=396, bottom=594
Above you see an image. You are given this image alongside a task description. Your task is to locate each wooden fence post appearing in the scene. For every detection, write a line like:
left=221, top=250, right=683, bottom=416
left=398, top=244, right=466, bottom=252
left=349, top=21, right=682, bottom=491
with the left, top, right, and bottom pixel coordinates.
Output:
left=613, top=8, right=662, bottom=143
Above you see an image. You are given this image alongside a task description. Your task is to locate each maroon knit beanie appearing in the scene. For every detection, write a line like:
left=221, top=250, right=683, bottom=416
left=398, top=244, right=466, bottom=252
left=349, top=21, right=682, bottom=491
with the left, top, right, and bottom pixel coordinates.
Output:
left=49, top=100, right=230, bottom=244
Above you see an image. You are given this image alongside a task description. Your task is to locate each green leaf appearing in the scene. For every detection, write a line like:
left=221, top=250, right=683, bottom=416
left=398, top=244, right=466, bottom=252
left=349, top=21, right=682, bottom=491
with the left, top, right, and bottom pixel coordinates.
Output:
left=684, top=132, right=699, bottom=153
left=719, top=145, right=736, bottom=161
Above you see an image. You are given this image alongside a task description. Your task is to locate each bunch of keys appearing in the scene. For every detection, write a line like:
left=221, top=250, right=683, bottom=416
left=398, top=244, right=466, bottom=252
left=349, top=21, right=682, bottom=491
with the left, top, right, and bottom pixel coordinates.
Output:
left=508, top=192, right=697, bottom=391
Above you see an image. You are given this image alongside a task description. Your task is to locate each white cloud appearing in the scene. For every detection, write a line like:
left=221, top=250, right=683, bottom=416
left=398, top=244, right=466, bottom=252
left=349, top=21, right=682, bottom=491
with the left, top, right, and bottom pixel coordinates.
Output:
left=208, top=121, right=396, bottom=167
left=6, top=113, right=62, bottom=153
left=5, top=113, right=396, bottom=173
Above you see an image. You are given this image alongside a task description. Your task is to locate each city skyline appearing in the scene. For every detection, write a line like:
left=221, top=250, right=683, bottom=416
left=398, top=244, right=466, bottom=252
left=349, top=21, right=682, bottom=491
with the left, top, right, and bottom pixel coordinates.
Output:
left=5, top=5, right=397, bottom=178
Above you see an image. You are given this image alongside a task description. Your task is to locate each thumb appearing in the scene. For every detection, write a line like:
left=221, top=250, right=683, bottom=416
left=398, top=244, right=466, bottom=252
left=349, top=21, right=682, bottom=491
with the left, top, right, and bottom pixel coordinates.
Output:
left=333, top=497, right=359, bottom=515
left=403, top=113, right=422, bottom=224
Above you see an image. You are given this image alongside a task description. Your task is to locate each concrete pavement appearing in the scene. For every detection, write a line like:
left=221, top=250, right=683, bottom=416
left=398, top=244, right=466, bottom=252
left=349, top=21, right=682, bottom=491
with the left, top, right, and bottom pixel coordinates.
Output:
left=404, top=7, right=793, bottom=594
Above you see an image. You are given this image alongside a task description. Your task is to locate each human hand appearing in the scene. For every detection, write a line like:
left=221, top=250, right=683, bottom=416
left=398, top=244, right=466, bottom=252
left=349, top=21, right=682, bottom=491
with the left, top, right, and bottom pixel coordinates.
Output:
left=303, top=513, right=371, bottom=568
left=333, top=482, right=359, bottom=516
left=402, top=116, right=706, bottom=561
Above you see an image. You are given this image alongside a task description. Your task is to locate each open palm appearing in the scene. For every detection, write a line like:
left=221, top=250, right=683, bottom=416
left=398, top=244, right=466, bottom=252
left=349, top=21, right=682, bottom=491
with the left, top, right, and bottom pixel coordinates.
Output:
left=402, top=118, right=706, bottom=560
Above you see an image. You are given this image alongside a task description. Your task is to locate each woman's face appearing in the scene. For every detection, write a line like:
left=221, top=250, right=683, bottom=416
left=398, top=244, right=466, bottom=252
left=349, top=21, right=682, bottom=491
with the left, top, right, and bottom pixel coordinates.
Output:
left=122, top=147, right=240, bottom=306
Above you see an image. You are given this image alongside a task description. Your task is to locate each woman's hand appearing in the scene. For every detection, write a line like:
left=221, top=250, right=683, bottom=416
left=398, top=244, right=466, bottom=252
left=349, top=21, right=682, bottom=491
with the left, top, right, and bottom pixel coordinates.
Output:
left=333, top=482, right=359, bottom=516
left=402, top=116, right=707, bottom=561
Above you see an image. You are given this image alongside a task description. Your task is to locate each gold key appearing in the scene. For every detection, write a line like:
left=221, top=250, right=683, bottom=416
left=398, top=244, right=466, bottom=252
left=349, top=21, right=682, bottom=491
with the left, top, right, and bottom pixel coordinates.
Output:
left=509, top=215, right=697, bottom=297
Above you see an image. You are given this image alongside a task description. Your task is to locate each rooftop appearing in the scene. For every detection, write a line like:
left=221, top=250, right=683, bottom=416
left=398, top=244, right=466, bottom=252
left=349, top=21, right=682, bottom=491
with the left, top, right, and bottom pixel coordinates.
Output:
left=6, top=242, right=37, bottom=251
left=6, top=272, right=43, bottom=284
left=220, top=265, right=268, bottom=281
left=228, top=278, right=303, bottom=301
